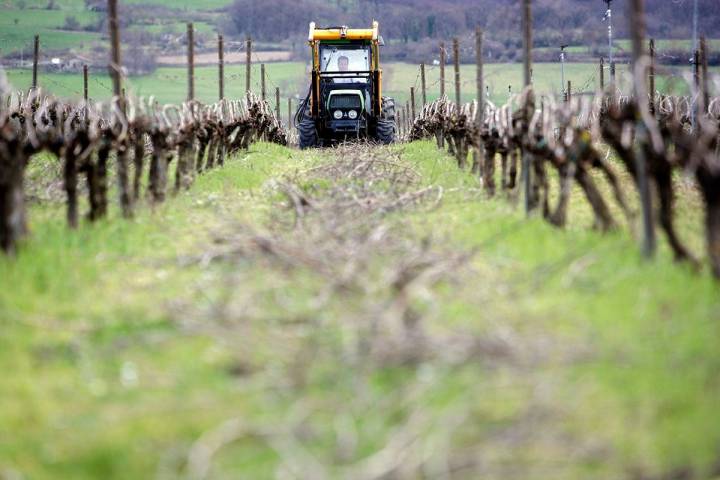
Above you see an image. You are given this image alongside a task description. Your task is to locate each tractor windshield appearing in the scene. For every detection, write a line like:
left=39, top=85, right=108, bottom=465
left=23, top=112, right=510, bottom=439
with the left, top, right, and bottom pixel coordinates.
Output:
left=320, top=44, right=370, bottom=72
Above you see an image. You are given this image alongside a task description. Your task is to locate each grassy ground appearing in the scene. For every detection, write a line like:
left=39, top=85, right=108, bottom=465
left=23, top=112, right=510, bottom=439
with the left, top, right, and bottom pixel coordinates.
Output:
left=1, top=141, right=718, bottom=479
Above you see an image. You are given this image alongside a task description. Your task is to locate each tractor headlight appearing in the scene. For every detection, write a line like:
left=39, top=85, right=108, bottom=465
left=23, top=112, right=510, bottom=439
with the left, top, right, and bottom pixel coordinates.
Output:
left=333, top=110, right=343, bottom=120
left=348, top=110, right=358, bottom=120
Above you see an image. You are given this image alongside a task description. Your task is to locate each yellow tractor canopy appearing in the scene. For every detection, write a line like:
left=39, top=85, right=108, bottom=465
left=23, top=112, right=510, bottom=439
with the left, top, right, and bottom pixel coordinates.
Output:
left=308, top=21, right=379, bottom=42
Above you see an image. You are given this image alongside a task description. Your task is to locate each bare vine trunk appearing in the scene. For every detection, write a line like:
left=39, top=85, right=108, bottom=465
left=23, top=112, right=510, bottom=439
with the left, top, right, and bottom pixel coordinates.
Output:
left=117, top=141, right=132, bottom=218
left=93, top=142, right=111, bottom=220
left=63, top=151, right=79, bottom=229
left=0, top=155, right=28, bottom=254
left=132, top=136, right=145, bottom=202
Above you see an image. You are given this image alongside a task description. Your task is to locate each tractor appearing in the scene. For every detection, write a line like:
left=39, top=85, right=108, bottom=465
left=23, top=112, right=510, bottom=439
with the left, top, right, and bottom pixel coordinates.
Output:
left=295, top=21, right=396, bottom=148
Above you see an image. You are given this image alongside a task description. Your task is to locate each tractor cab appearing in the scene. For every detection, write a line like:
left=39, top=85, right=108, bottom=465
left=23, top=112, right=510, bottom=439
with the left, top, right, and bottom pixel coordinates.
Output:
left=296, top=22, right=396, bottom=148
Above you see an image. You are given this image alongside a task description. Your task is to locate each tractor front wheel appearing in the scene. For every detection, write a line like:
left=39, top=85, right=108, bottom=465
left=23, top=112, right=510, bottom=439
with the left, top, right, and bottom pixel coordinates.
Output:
left=375, top=97, right=396, bottom=145
left=297, top=102, right=319, bottom=149
left=298, top=119, right=318, bottom=149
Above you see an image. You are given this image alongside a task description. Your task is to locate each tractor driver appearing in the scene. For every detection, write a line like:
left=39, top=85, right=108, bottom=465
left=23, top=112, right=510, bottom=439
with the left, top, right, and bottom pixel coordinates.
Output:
left=333, top=53, right=367, bottom=86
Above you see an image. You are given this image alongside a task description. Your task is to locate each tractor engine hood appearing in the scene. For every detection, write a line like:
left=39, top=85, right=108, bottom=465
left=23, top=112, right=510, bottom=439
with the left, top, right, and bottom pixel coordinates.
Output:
left=326, top=90, right=365, bottom=113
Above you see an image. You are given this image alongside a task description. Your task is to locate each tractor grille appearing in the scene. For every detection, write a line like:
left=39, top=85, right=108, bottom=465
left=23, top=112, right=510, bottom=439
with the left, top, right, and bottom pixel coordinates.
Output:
left=330, top=95, right=362, bottom=109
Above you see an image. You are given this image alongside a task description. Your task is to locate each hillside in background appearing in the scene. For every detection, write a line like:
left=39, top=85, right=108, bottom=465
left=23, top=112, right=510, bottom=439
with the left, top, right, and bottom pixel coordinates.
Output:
left=228, top=0, right=720, bottom=44
left=226, top=0, right=720, bottom=60
left=1, top=0, right=719, bottom=71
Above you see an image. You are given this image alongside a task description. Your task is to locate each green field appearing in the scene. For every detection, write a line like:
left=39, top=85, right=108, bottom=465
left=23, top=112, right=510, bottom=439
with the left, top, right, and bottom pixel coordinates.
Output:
left=1, top=141, right=718, bottom=479
left=123, top=0, right=232, bottom=8
left=536, top=38, right=720, bottom=56
left=0, top=6, right=101, bottom=56
left=4, top=61, right=711, bottom=116
left=1, top=0, right=233, bottom=9
left=0, top=0, right=226, bottom=56
left=615, top=38, right=720, bottom=52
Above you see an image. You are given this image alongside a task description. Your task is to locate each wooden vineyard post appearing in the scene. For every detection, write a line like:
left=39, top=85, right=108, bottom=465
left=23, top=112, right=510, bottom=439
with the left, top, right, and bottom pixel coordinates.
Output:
left=288, top=97, right=292, bottom=128
left=453, top=37, right=461, bottom=107
left=522, top=0, right=532, bottom=88
left=694, top=49, right=700, bottom=98
left=246, top=37, right=252, bottom=93
left=439, top=42, right=446, bottom=98
left=106, top=0, right=132, bottom=218
left=275, top=87, right=280, bottom=121
left=405, top=102, right=410, bottom=133
left=420, top=63, right=427, bottom=106
left=32, top=35, right=39, bottom=90
left=522, top=0, right=533, bottom=215
left=476, top=27, right=484, bottom=126
left=218, top=34, right=224, bottom=100
left=600, top=57, right=605, bottom=90
left=439, top=43, right=446, bottom=147
left=700, top=36, right=709, bottom=114
left=649, top=38, right=655, bottom=114
left=410, top=87, right=416, bottom=122
left=692, top=48, right=700, bottom=130
left=109, top=0, right=132, bottom=217
left=566, top=80, right=571, bottom=103
left=83, top=64, right=88, bottom=101
left=261, top=64, right=266, bottom=101
left=187, top=23, right=194, bottom=102
left=474, top=26, right=485, bottom=176
left=629, top=0, right=656, bottom=259
left=397, top=109, right=403, bottom=138
left=610, top=61, right=616, bottom=85
left=113, top=0, right=131, bottom=218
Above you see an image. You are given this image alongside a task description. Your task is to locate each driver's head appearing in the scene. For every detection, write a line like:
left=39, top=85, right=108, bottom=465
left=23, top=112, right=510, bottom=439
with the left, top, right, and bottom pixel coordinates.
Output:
left=338, top=56, right=349, bottom=72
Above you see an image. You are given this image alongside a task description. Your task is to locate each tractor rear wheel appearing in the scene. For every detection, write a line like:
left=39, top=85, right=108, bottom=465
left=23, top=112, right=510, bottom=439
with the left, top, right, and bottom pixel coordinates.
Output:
left=375, top=97, right=396, bottom=145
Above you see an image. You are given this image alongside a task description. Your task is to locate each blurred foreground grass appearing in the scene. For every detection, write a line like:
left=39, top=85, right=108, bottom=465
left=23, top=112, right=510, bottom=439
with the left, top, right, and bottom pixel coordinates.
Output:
left=0, top=141, right=719, bottom=479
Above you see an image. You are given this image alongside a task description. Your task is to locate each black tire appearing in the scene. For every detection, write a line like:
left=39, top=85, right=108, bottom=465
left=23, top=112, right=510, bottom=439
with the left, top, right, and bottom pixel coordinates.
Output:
left=375, top=96, right=396, bottom=144
left=297, top=101, right=318, bottom=149
left=298, top=118, right=318, bottom=149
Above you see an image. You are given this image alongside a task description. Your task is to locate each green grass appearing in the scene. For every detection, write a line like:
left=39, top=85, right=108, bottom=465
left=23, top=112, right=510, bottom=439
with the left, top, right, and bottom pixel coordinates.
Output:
left=0, top=141, right=719, bottom=478
left=0, top=143, right=302, bottom=478
left=141, top=21, right=215, bottom=35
